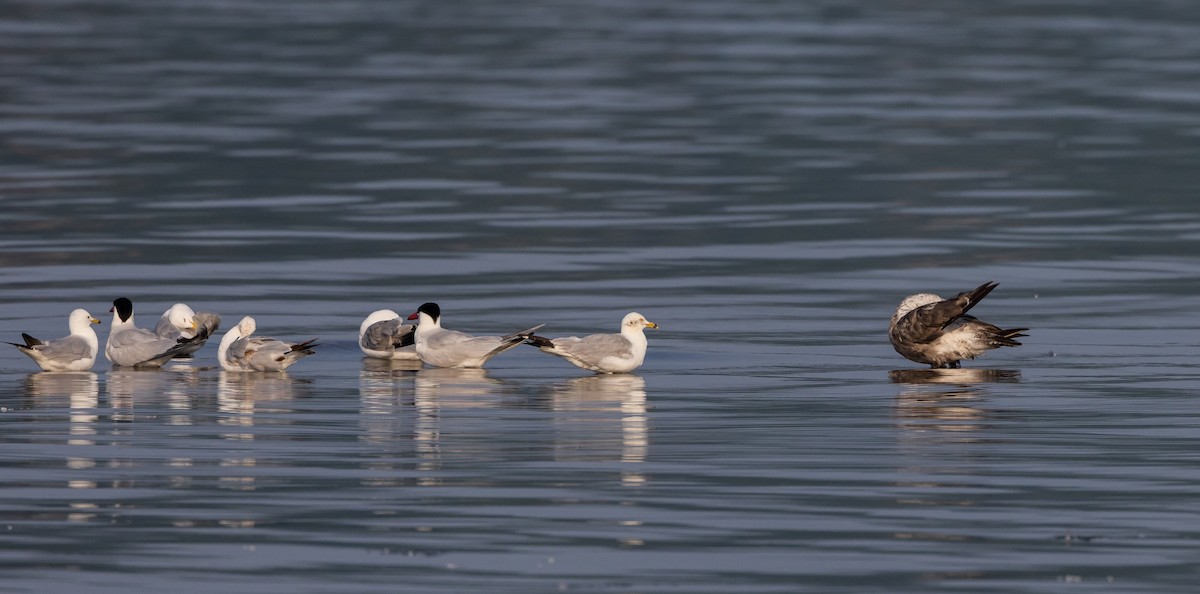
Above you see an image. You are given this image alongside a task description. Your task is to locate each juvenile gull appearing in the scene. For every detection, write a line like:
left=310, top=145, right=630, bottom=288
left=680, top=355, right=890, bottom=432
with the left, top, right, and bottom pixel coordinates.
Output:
left=406, top=302, right=543, bottom=368
left=154, top=303, right=221, bottom=358
left=217, top=316, right=319, bottom=372
left=526, top=312, right=658, bottom=374
left=8, top=309, right=102, bottom=372
left=889, top=281, right=1028, bottom=369
left=106, top=298, right=204, bottom=368
left=358, top=309, right=418, bottom=360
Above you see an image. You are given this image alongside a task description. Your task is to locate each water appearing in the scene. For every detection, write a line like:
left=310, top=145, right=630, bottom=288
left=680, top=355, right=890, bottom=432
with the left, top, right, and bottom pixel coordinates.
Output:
left=2, top=0, right=1200, bottom=592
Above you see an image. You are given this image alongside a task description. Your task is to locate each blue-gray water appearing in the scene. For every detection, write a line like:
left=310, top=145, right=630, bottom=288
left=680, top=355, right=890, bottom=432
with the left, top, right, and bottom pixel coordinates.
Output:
left=2, top=1, right=1200, bottom=592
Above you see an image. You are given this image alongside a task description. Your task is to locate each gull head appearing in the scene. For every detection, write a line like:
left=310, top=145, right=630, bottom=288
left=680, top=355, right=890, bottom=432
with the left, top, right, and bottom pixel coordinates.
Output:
left=110, top=298, right=134, bottom=323
left=237, top=316, right=257, bottom=337
left=891, top=293, right=943, bottom=326
left=166, top=303, right=198, bottom=330
left=407, top=302, right=440, bottom=325
left=69, top=309, right=101, bottom=333
left=622, top=312, right=658, bottom=331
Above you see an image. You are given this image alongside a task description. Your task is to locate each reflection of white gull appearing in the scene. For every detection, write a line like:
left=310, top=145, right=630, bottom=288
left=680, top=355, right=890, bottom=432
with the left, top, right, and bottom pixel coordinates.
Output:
left=155, top=303, right=221, bottom=358
left=527, top=312, right=657, bottom=374
left=8, top=309, right=101, bottom=372
left=406, top=302, right=543, bottom=368
left=551, top=375, right=648, bottom=485
left=358, top=309, right=418, bottom=360
left=217, top=316, right=319, bottom=372
left=889, top=282, right=1028, bottom=369
left=106, top=298, right=203, bottom=368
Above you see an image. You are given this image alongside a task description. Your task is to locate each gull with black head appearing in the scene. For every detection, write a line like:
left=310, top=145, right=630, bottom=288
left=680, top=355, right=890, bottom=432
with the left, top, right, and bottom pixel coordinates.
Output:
left=407, top=302, right=543, bottom=368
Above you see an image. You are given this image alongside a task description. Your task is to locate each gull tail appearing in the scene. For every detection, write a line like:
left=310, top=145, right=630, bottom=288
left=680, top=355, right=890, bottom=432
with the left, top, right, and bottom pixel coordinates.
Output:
left=502, top=324, right=545, bottom=342
left=992, top=327, right=1029, bottom=347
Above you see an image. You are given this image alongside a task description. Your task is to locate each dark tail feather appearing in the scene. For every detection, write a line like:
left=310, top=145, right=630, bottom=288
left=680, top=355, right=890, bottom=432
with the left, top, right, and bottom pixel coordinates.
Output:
left=525, top=334, right=555, bottom=349
left=290, top=339, right=320, bottom=355
left=503, top=324, right=545, bottom=342
left=994, top=327, right=1029, bottom=347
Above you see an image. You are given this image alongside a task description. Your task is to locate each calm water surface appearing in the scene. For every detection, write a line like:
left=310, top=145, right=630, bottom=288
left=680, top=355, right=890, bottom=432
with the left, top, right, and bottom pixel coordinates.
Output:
left=2, top=1, right=1200, bottom=592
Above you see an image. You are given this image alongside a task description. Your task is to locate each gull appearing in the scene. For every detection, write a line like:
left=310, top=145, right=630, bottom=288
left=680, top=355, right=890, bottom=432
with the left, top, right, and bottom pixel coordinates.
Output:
left=526, top=312, right=658, bottom=374
left=889, top=281, right=1028, bottom=369
left=8, top=309, right=102, bottom=372
left=217, top=316, right=319, bottom=372
left=154, top=303, right=222, bottom=358
left=359, top=309, right=418, bottom=360
left=106, top=298, right=204, bottom=368
left=406, top=302, right=543, bottom=368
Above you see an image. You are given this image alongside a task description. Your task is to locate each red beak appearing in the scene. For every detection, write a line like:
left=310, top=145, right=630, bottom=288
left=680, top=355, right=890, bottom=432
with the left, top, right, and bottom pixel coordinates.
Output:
left=109, top=305, right=115, bottom=312
left=407, top=312, right=419, bottom=320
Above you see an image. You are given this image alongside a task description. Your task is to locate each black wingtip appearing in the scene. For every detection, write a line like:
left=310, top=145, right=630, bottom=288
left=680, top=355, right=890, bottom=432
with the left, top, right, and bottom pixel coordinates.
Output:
left=525, top=335, right=555, bottom=348
left=20, top=333, right=43, bottom=347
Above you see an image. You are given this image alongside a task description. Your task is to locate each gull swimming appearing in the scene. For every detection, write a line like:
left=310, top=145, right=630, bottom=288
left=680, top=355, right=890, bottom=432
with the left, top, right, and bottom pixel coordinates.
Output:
left=154, top=303, right=222, bottom=358
left=7, top=309, right=102, bottom=372
left=359, top=309, right=418, bottom=360
left=406, top=302, right=543, bottom=368
left=526, top=312, right=658, bottom=374
left=889, top=281, right=1028, bottom=369
left=217, top=316, right=319, bottom=372
left=106, top=298, right=204, bottom=368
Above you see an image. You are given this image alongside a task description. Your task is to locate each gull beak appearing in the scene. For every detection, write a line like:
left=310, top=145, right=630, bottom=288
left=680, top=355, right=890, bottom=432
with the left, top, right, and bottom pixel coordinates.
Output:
left=406, top=312, right=420, bottom=321
left=189, top=320, right=198, bottom=330
left=645, top=321, right=658, bottom=329
left=90, top=317, right=101, bottom=325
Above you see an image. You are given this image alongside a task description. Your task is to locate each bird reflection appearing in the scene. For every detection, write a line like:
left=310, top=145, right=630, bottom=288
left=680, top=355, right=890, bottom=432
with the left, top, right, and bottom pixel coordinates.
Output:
left=547, top=374, right=649, bottom=487
left=106, top=368, right=182, bottom=424
left=359, top=359, right=419, bottom=469
left=890, top=369, right=1020, bottom=434
left=24, top=372, right=102, bottom=518
left=409, top=368, right=508, bottom=486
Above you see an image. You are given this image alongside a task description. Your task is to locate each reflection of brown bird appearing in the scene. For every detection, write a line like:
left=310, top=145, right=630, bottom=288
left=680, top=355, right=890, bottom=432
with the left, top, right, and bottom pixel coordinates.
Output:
left=888, top=368, right=1021, bottom=385
left=888, top=282, right=1028, bottom=369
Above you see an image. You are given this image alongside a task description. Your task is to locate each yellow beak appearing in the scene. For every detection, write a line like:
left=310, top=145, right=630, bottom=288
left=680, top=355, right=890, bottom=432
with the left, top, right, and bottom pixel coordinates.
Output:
left=90, top=317, right=101, bottom=325
left=645, top=321, right=659, bottom=329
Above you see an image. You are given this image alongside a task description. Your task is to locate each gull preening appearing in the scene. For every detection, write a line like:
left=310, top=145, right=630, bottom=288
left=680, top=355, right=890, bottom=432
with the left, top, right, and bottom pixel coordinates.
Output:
left=407, top=302, right=543, bottom=368
left=889, top=281, right=1028, bottom=369
left=106, top=298, right=204, bottom=368
left=217, top=316, right=319, bottom=372
left=8, top=309, right=102, bottom=372
left=359, top=309, right=418, bottom=360
left=154, top=303, right=221, bottom=358
left=526, top=312, right=658, bottom=374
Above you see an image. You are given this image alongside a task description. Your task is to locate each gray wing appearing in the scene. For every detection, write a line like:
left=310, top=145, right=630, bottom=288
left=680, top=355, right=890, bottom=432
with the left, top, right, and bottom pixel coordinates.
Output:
left=154, top=316, right=176, bottom=339
left=560, top=333, right=633, bottom=363
left=194, top=312, right=222, bottom=339
left=34, top=335, right=94, bottom=362
left=233, top=336, right=317, bottom=371
left=361, top=319, right=415, bottom=351
left=110, top=327, right=186, bottom=364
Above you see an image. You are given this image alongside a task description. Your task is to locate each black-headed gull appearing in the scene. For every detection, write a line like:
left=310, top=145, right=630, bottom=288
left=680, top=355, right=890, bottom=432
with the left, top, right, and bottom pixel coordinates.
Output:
left=889, top=281, right=1028, bottom=369
left=8, top=309, right=102, bottom=372
left=526, top=312, right=658, bottom=374
left=406, top=302, right=543, bottom=368
left=359, top=309, right=418, bottom=360
left=217, top=316, right=319, bottom=372
left=106, top=298, right=203, bottom=368
left=154, top=303, right=221, bottom=357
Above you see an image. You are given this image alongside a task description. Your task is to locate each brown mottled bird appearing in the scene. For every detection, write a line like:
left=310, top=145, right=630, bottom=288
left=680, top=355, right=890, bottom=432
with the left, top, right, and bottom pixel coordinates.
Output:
left=888, top=281, right=1028, bottom=369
